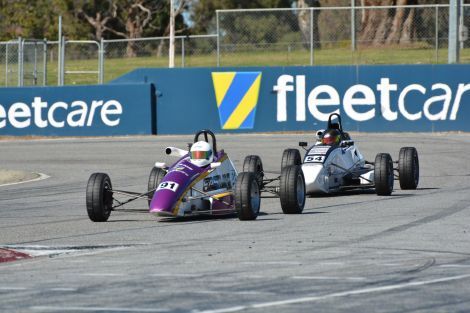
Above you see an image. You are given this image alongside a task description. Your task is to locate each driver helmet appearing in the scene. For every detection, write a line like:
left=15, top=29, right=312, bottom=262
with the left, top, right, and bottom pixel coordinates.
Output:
left=190, top=141, right=213, bottom=167
left=322, top=129, right=341, bottom=145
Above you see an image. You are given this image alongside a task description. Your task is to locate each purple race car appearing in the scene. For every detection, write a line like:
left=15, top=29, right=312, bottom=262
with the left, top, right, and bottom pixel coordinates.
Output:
left=86, top=130, right=306, bottom=222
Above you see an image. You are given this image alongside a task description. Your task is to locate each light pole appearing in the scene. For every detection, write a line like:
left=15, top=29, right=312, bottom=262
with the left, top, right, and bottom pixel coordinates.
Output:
left=169, top=0, right=175, bottom=68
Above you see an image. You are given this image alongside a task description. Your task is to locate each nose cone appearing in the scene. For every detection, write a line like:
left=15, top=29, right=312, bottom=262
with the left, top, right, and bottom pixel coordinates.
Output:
left=302, top=164, right=328, bottom=194
left=149, top=189, right=178, bottom=216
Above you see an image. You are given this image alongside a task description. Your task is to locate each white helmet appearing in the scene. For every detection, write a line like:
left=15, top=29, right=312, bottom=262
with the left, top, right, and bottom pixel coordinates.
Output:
left=190, top=141, right=213, bottom=167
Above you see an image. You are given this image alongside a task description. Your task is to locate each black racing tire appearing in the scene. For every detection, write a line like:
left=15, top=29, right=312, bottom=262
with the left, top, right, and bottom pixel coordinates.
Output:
left=86, top=173, right=113, bottom=222
left=148, top=167, right=166, bottom=206
left=243, top=155, right=264, bottom=187
left=374, top=153, right=394, bottom=196
left=235, top=172, right=260, bottom=221
left=281, top=149, right=301, bottom=170
left=279, top=165, right=306, bottom=214
left=398, top=147, right=419, bottom=190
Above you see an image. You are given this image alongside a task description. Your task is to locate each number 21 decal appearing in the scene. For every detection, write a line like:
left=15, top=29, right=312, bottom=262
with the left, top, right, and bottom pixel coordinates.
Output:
left=157, top=181, right=179, bottom=192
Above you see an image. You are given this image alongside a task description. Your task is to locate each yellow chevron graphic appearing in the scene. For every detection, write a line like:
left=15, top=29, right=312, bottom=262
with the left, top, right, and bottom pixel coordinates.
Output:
left=211, top=72, right=236, bottom=108
left=223, top=74, right=262, bottom=129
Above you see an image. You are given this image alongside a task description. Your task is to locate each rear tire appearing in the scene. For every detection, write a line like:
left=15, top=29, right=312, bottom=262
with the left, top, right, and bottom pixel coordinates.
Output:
left=374, top=153, right=394, bottom=196
left=235, top=172, right=260, bottom=221
left=86, top=173, right=113, bottom=222
left=281, top=149, right=301, bottom=170
left=279, top=165, right=306, bottom=214
left=148, top=167, right=166, bottom=206
left=243, top=155, right=264, bottom=187
left=399, top=147, right=419, bottom=190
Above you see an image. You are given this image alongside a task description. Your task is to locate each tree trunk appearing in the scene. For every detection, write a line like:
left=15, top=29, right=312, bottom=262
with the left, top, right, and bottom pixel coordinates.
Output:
left=297, top=0, right=321, bottom=49
left=358, top=0, right=418, bottom=46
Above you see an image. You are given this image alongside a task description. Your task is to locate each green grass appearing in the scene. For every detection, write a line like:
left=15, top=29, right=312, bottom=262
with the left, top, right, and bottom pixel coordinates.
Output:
left=2, top=46, right=469, bottom=87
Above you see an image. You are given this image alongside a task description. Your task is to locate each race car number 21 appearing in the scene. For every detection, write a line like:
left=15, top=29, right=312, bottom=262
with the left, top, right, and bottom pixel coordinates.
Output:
left=157, top=181, right=179, bottom=192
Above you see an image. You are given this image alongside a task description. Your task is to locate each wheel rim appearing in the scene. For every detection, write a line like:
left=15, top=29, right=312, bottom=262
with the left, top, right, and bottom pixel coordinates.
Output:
left=413, top=154, right=419, bottom=185
left=250, top=180, right=260, bottom=214
left=296, top=173, right=305, bottom=207
left=103, top=180, right=112, bottom=214
left=388, top=159, right=394, bottom=191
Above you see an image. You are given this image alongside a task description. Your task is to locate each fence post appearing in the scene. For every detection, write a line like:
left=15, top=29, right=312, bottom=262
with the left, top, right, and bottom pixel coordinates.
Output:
left=181, top=37, right=185, bottom=68
left=99, top=38, right=104, bottom=84
left=5, top=42, right=8, bottom=86
left=310, top=8, right=314, bottom=65
left=351, top=0, right=356, bottom=51
left=18, top=37, right=23, bottom=87
left=216, top=10, right=220, bottom=67
left=435, top=6, right=439, bottom=63
left=448, top=0, right=460, bottom=63
left=58, top=16, right=62, bottom=86
left=60, top=36, right=65, bottom=85
left=43, top=38, right=47, bottom=86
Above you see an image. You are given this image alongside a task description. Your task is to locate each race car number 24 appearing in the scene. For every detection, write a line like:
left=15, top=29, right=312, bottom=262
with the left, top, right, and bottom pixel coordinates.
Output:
left=157, top=181, right=179, bottom=192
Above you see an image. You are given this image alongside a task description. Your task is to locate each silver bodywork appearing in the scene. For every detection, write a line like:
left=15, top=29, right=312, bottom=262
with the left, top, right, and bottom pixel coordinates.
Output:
left=302, top=140, right=374, bottom=194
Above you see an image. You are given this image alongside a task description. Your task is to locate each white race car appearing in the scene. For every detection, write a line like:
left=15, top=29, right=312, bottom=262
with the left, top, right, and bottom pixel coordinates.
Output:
left=281, top=113, right=419, bottom=196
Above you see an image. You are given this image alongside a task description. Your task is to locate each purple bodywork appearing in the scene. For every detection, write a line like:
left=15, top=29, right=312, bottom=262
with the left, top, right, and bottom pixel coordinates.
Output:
left=149, top=151, right=229, bottom=216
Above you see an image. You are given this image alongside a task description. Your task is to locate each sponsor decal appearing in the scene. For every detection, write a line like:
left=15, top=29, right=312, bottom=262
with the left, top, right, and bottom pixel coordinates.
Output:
left=273, top=76, right=469, bottom=122
left=203, top=173, right=233, bottom=192
left=212, top=72, right=262, bottom=129
left=0, top=97, right=123, bottom=129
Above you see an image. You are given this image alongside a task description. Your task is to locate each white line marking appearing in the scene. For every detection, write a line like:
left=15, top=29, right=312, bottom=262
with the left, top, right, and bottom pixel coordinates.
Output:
left=0, top=172, right=49, bottom=187
left=0, top=287, right=28, bottom=290
left=48, top=288, right=78, bottom=291
left=241, top=261, right=302, bottom=265
left=192, top=274, right=470, bottom=313
left=439, top=264, right=470, bottom=268
left=31, top=307, right=169, bottom=312
left=318, top=262, right=344, bottom=266
left=292, top=276, right=367, bottom=281
left=191, top=290, right=271, bottom=295
left=150, top=273, right=202, bottom=278
left=79, top=273, right=127, bottom=277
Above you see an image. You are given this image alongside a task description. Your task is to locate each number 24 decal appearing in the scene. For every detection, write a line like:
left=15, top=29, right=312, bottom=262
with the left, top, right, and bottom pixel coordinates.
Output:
left=157, top=181, right=179, bottom=192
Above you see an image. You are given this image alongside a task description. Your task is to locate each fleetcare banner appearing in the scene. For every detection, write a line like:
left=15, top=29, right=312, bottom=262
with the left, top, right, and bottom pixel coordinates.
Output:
left=0, top=83, right=155, bottom=136
left=113, top=65, right=470, bottom=134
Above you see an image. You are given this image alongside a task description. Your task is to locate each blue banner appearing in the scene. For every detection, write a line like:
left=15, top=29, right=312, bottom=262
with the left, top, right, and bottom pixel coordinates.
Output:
left=113, top=65, right=470, bottom=134
left=0, top=83, right=155, bottom=136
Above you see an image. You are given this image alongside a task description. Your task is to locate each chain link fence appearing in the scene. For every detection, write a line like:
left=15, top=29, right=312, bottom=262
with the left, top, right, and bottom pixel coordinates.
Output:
left=0, top=4, right=468, bottom=87
left=217, top=4, right=469, bottom=66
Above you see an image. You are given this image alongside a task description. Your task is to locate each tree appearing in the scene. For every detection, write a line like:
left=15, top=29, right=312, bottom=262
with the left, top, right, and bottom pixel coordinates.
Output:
left=357, top=0, right=450, bottom=46
left=74, top=0, right=118, bottom=40
left=297, top=0, right=321, bottom=48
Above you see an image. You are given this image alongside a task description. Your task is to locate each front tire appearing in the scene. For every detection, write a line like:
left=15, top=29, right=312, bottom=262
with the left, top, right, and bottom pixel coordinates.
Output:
left=374, top=153, right=394, bottom=196
left=86, top=173, right=113, bottom=222
left=279, top=165, right=306, bottom=214
left=243, top=155, right=264, bottom=187
left=399, top=147, right=419, bottom=190
left=148, top=167, right=166, bottom=206
left=235, top=172, right=260, bottom=220
left=281, top=149, right=301, bottom=170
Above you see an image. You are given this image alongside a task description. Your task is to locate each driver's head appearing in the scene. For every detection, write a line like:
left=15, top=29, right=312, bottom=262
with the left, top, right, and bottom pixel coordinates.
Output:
left=322, top=129, right=341, bottom=145
left=190, top=141, right=213, bottom=167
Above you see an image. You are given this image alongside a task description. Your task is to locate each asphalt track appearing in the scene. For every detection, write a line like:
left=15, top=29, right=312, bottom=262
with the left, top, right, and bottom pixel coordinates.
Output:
left=0, top=133, right=470, bottom=313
